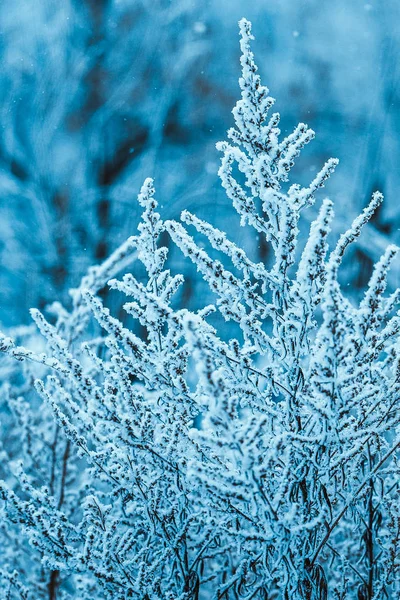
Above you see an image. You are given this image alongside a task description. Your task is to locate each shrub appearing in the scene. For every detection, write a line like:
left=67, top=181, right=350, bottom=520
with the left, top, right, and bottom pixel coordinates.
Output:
left=0, top=18, right=399, bottom=600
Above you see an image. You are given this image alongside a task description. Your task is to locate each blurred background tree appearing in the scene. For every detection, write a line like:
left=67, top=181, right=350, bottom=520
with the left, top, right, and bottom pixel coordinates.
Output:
left=0, top=0, right=399, bottom=326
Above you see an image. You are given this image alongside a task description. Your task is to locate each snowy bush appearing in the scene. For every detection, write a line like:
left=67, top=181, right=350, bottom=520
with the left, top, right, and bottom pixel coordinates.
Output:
left=0, top=18, right=399, bottom=600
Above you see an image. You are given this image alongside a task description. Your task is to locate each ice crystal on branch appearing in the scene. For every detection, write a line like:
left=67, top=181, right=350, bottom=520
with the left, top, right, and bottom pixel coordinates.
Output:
left=0, top=17, right=399, bottom=600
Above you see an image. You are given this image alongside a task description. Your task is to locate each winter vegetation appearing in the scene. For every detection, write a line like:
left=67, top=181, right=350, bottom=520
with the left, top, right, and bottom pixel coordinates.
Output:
left=0, top=15, right=400, bottom=600
left=1, top=0, right=400, bottom=327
